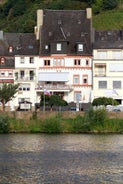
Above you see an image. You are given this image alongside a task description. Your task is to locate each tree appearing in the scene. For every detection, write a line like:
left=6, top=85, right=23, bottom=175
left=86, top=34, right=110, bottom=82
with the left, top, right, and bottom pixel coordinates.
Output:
left=103, top=0, right=118, bottom=10
left=0, top=83, right=19, bottom=111
left=92, top=0, right=103, bottom=14
left=92, top=97, right=119, bottom=106
left=49, top=94, right=67, bottom=111
left=40, top=94, right=67, bottom=111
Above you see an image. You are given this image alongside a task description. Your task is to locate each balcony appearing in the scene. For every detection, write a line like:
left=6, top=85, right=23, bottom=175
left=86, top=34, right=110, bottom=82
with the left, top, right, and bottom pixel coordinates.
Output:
left=35, top=84, right=73, bottom=92
left=94, top=73, right=106, bottom=77
left=15, top=76, right=35, bottom=82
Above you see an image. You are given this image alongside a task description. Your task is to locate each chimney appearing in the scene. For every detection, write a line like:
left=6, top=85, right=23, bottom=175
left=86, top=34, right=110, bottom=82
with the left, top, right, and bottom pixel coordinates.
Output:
left=86, top=8, right=92, bottom=19
left=0, top=30, right=3, bottom=40
left=36, top=9, right=43, bottom=40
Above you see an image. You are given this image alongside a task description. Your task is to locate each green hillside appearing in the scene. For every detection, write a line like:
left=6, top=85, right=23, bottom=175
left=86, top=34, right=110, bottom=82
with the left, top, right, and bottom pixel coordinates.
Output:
left=0, top=0, right=123, bottom=32
left=93, top=10, right=123, bottom=30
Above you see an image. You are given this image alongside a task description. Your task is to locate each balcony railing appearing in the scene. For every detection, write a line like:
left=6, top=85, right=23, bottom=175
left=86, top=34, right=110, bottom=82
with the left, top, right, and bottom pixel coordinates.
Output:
left=35, top=84, right=73, bottom=91
left=94, top=73, right=106, bottom=77
left=15, top=76, right=35, bottom=81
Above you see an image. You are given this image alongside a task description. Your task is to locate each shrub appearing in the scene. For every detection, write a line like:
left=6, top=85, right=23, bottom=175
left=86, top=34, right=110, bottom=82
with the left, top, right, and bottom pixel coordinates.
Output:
left=71, top=115, right=90, bottom=133
left=41, top=116, right=62, bottom=133
left=86, top=107, right=108, bottom=126
left=0, top=115, right=10, bottom=133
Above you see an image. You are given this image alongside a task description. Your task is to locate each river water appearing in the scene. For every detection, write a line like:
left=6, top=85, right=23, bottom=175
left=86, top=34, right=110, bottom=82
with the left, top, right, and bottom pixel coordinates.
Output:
left=0, top=134, right=123, bottom=184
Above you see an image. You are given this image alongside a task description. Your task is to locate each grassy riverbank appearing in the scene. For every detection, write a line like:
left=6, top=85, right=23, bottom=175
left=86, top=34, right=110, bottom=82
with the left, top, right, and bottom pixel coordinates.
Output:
left=0, top=108, right=123, bottom=134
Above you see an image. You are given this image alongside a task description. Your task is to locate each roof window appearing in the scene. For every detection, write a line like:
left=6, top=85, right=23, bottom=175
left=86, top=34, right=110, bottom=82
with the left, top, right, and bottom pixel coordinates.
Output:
left=0, top=57, right=5, bottom=64
left=78, top=44, right=83, bottom=52
left=9, top=46, right=13, bottom=53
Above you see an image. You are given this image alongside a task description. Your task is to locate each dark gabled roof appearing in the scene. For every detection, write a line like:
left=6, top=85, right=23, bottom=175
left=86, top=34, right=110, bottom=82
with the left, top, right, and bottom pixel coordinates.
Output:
left=93, top=30, right=123, bottom=49
left=0, top=32, right=39, bottom=56
left=39, top=9, right=92, bottom=56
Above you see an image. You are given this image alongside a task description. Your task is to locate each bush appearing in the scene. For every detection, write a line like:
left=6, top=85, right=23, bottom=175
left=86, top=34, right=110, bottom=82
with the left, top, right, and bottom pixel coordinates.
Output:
left=86, top=107, right=108, bottom=126
left=41, top=116, right=62, bottom=133
left=0, top=115, right=10, bottom=133
left=71, top=115, right=90, bottom=133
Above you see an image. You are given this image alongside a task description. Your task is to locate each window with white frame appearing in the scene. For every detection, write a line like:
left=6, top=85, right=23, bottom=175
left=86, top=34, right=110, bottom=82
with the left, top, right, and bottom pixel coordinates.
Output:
left=83, top=75, right=88, bottom=84
left=112, top=51, right=122, bottom=59
left=20, top=57, right=24, bottom=64
left=97, top=51, right=107, bottom=59
left=113, top=81, right=121, bottom=89
left=74, top=59, right=81, bottom=66
left=0, top=72, right=5, bottom=76
left=53, top=58, right=65, bottom=66
left=56, top=43, right=62, bottom=51
left=8, top=72, right=13, bottom=76
left=73, top=75, right=79, bottom=84
left=29, top=57, right=34, bottom=64
left=98, top=81, right=107, bottom=89
left=74, top=91, right=81, bottom=101
left=20, top=70, right=25, bottom=79
left=95, top=63, right=106, bottom=76
left=18, top=98, right=30, bottom=103
left=18, top=84, right=30, bottom=91
left=44, top=60, right=50, bottom=66
left=86, top=59, right=89, bottom=66
left=78, top=44, right=83, bottom=52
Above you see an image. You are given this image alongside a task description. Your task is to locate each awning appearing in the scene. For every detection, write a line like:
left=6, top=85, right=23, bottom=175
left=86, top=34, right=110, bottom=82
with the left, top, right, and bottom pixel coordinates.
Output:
left=95, top=63, right=106, bottom=66
left=38, top=72, right=69, bottom=82
left=109, top=63, right=123, bottom=71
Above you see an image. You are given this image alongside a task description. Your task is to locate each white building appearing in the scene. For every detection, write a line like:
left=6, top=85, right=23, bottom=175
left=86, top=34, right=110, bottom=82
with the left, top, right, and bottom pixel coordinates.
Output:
left=34, top=9, right=93, bottom=110
left=93, top=30, right=123, bottom=105
left=0, top=9, right=93, bottom=111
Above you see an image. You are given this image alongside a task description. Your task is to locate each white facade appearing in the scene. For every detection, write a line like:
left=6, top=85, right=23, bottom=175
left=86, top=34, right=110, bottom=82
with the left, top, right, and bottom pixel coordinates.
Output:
left=35, top=56, right=92, bottom=105
left=13, top=55, right=40, bottom=110
left=93, top=49, right=123, bottom=104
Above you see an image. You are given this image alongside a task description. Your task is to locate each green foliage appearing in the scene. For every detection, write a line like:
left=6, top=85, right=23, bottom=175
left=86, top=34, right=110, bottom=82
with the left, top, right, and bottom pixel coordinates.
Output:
left=92, top=0, right=118, bottom=14
left=93, top=10, right=123, bottom=30
left=0, top=83, right=19, bottom=111
left=86, top=106, right=108, bottom=126
left=41, top=116, right=62, bottom=133
left=40, top=94, right=67, bottom=110
left=0, top=115, right=10, bottom=133
left=70, top=115, right=90, bottom=133
left=46, top=0, right=88, bottom=10
left=0, top=0, right=122, bottom=32
left=49, top=95, right=67, bottom=107
left=103, top=118, right=123, bottom=133
left=92, top=0, right=103, bottom=14
left=103, top=0, right=118, bottom=10
left=92, top=97, right=119, bottom=106
left=1, top=111, right=123, bottom=134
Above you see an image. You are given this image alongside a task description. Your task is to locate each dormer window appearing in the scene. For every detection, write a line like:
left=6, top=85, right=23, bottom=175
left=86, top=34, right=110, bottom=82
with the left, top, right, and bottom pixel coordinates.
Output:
left=78, top=44, right=83, bottom=52
left=45, top=45, right=49, bottom=50
left=56, top=43, right=62, bottom=51
left=0, top=57, right=5, bottom=64
left=48, top=32, right=52, bottom=37
left=9, top=46, right=13, bottom=53
left=58, top=20, right=62, bottom=25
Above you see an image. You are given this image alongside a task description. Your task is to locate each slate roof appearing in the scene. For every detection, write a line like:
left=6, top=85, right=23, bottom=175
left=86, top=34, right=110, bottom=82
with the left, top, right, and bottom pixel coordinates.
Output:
left=93, top=30, right=123, bottom=49
left=0, top=32, right=39, bottom=56
left=39, top=9, right=92, bottom=56
left=0, top=57, right=14, bottom=69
